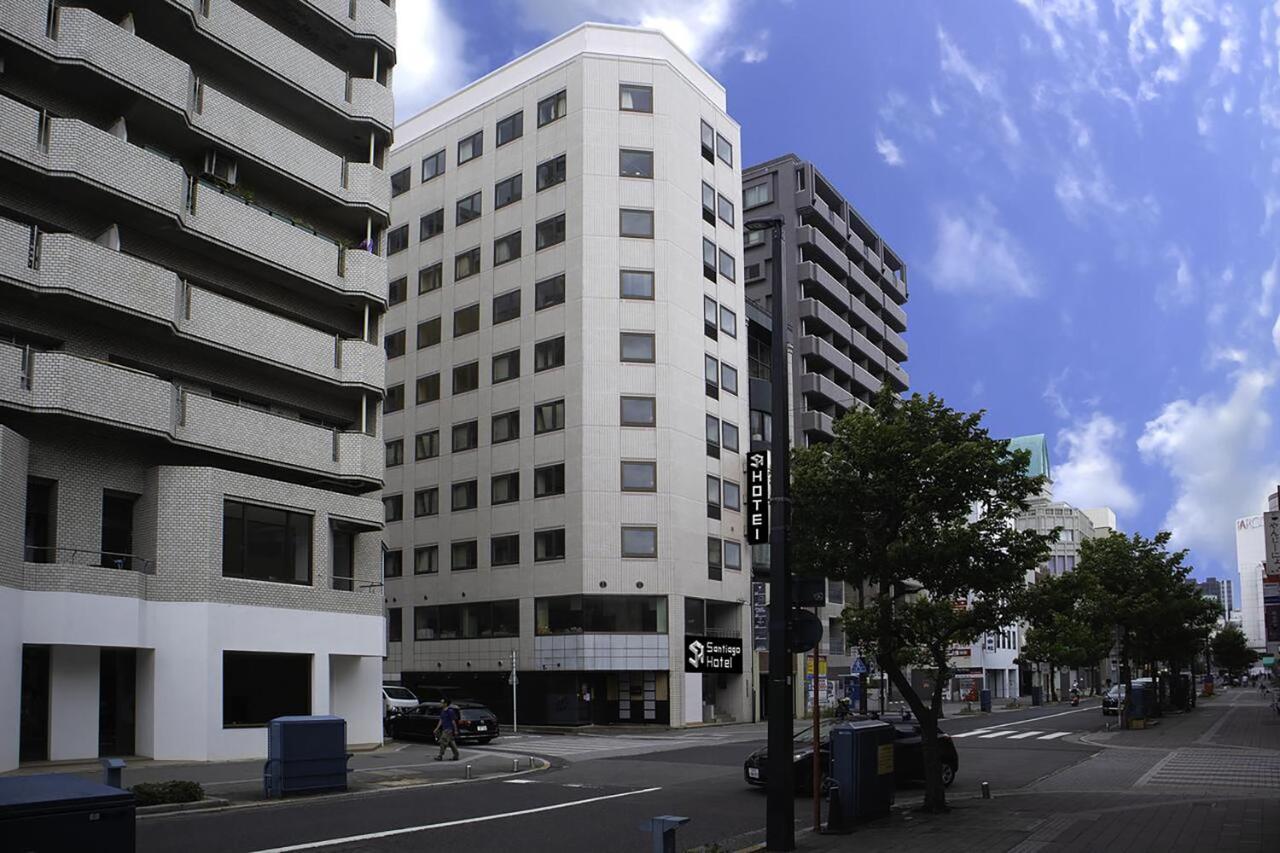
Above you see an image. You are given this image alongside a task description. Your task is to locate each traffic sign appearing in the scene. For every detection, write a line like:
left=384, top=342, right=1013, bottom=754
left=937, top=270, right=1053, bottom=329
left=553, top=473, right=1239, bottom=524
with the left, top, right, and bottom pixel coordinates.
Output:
left=852, top=657, right=869, bottom=675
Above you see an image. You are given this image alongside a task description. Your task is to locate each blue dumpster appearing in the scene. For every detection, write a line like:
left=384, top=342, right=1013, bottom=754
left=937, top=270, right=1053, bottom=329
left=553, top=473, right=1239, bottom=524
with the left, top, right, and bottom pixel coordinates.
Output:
left=827, top=719, right=894, bottom=831
left=263, top=715, right=351, bottom=798
left=0, top=773, right=135, bottom=852
left=979, top=689, right=992, bottom=712
left=1128, top=682, right=1148, bottom=721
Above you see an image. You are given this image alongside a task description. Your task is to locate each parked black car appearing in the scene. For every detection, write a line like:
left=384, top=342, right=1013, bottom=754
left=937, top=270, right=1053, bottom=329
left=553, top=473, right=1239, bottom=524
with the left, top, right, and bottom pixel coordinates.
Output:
left=743, top=717, right=958, bottom=794
left=389, top=701, right=500, bottom=744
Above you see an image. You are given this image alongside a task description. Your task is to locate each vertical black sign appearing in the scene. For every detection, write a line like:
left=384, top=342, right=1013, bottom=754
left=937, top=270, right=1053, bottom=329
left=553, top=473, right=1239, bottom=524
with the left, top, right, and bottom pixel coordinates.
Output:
left=746, top=451, right=769, bottom=544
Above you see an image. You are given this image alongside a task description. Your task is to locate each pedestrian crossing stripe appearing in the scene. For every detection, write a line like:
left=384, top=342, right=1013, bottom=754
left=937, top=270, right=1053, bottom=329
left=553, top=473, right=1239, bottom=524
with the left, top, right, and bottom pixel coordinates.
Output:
left=949, top=729, right=991, bottom=738
left=978, top=730, right=1018, bottom=738
left=948, top=729, right=1072, bottom=741
left=1037, top=731, right=1070, bottom=740
left=1007, top=731, right=1042, bottom=739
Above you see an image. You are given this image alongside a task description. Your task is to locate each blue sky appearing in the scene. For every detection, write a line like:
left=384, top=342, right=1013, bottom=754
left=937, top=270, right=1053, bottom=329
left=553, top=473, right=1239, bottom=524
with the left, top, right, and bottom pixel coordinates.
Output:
left=394, top=1, right=1280, bottom=592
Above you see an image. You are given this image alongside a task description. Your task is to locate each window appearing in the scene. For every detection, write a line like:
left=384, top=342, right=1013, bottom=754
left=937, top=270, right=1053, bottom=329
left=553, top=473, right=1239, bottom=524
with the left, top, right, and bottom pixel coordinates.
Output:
left=620, top=332, right=655, bottom=363
left=620, top=208, right=653, bottom=238
left=722, top=421, right=739, bottom=453
left=453, top=303, right=480, bottom=336
left=222, top=500, right=312, bottom=585
left=534, top=399, right=565, bottom=434
left=534, top=463, right=565, bottom=497
left=621, top=460, right=656, bottom=492
left=719, top=249, right=736, bottom=282
left=534, top=336, right=565, bottom=371
left=721, top=363, right=738, bottom=395
left=390, top=166, right=410, bottom=197
left=620, top=396, right=656, bottom=426
left=222, top=652, right=309, bottom=727
left=414, top=487, right=439, bottom=517
left=491, top=471, right=520, bottom=504
left=384, top=329, right=405, bottom=358
left=537, top=89, right=567, bottom=126
left=385, top=439, right=403, bottom=467
left=491, top=534, right=520, bottom=567
left=492, top=349, right=520, bottom=383
left=750, top=409, right=772, bottom=443
left=619, top=83, right=653, bottom=113
left=384, top=549, right=403, bottom=578
left=700, top=120, right=715, bottom=162
left=707, top=475, right=722, bottom=519
left=422, top=149, right=445, bottom=181
left=386, top=224, right=408, bottom=255
left=725, top=540, right=742, bottom=571
left=451, top=540, right=478, bottom=570
left=723, top=480, right=741, bottom=511
left=456, top=191, right=482, bottom=225
left=491, top=410, right=520, bottom=444
left=707, top=537, right=722, bottom=580
left=744, top=182, right=772, bottom=209
left=454, top=246, right=481, bottom=280
left=414, top=545, right=438, bottom=575
left=702, top=182, right=716, bottom=225
left=416, top=601, right=520, bottom=639
left=620, top=269, right=654, bottom=299
left=720, top=305, right=737, bottom=337
left=496, top=111, right=523, bottom=146
left=745, top=262, right=763, bottom=281
left=100, top=490, right=137, bottom=569
left=493, top=231, right=521, bottom=266
left=535, top=274, right=565, bottom=309
left=716, top=132, right=733, bottom=165
left=495, top=173, right=522, bottom=208
left=388, top=607, right=402, bottom=642
left=705, top=354, right=719, bottom=396
left=534, top=528, right=566, bottom=562
left=420, top=208, right=444, bottom=240
left=416, top=317, right=441, bottom=349
left=451, top=480, right=478, bottom=511
left=384, top=383, right=404, bottom=413
left=718, top=193, right=734, bottom=226
left=452, top=420, right=479, bottom=452
left=535, top=595, right=667, bottom=634
left=383, top=494, right=403, bottom=522
left=620, top=148, right=654, bottom=178
left=704, top=296, right=719, bottom=339
left=536, top=154, right=566, bottom=190
left=416, top=372, right=440, bottom=404
left=705, top=414, right=720, bottom=457
left=388, top=276, right=406, bottom=305
left=457, top=130, right=482, bottom=164
left=703, top=238, right=717, bottom=281
left=744, top=228, right=766, bottom=248
left=415, top=429, right=439, bottom=460
left=535, top=213, right=566, bottom=249
left=418, top=263, right=442, bottom=294
left=621, top=526, right=657, bottom=558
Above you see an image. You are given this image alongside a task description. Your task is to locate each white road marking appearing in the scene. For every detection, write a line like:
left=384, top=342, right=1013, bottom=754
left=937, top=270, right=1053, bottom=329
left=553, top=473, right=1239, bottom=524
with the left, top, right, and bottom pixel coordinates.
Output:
left=978, top=730, right=1017, bottom=738
left=1037, top=732, right=1071, bottom=740
left=246, top=786, right=664, bottom=853
left=996, top=705, right=1098, bottom=726
left=948, top=729, right=992, bottom=738
left=501, top=779, right=536, bottom=784
left=1007, top=731, right=1043, bottom=740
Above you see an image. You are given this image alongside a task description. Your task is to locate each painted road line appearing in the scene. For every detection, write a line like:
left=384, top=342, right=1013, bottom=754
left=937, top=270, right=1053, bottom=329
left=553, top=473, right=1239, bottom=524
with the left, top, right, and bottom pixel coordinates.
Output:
left=1007, top=731, right=1043, bottom=740
left=978, top=730, right=1017, bottom=739
left=1037, top=732, right=1071, bottom=740
left=997, top=705, right=1099, bottom=726
left=949, top=729, right=993, bottom=738
left=246, top=786, right=664, bottom=853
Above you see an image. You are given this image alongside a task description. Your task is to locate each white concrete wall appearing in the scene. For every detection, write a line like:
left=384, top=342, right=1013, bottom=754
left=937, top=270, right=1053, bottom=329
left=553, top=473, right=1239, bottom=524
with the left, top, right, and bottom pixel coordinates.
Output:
left=683, top=672, right=701, bottom=724
left=1237, top=516, right=1266, bottom=651
left=49, top=645, right=99, bottom=761
left=330, top=655, right=384, bottom=747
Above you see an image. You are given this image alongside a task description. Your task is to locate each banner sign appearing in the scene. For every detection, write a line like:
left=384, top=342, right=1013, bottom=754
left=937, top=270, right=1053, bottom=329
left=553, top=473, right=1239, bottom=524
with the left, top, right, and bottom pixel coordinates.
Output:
left=685, top=635, right=744, bottom=673
left=746, top=451, right=769, bottom=545
left=751, top=582, right=768, bottom=650
left=1265, top=511, right=1280, bottom=577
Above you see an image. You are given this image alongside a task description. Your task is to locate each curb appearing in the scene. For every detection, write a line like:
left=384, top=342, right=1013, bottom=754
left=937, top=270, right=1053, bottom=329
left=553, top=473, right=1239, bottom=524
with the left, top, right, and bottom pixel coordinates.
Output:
left=137, top=797, right=230, bottom=816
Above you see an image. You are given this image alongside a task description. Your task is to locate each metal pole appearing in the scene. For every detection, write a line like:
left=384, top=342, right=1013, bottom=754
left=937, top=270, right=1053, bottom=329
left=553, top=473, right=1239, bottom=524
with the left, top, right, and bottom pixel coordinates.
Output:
left=812, top=634, right=821, bottom=832
left=511, top=649, right=518, bottom=733
left=765, top=219, right=795, bottom=851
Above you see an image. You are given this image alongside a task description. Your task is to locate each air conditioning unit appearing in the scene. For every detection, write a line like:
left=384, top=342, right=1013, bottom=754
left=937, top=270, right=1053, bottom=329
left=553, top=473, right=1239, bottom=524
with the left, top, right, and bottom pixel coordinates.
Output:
left=203, top=150, right=237, bottom=185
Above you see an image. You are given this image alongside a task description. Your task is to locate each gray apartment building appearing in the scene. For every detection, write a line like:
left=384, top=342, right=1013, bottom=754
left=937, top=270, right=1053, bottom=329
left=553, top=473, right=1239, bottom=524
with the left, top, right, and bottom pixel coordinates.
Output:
left=739, top=154, right=909, bottom=713
left=383, top=24, right=752, bottom=727
left=0, top=0, right=395, bottom=771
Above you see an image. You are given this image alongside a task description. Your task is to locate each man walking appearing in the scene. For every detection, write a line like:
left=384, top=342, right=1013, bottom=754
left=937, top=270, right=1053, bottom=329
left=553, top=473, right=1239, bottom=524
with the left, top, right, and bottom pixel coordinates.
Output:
left=434, top=698, right=461, bottom=761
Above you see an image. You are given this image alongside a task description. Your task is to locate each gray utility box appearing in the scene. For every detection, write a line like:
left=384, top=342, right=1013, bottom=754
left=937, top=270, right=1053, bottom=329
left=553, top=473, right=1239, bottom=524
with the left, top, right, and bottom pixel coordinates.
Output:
left=0, top=773, right=135, bottom=852
left=263, top=715, right=352, bottom=798
left=827, top=719, right=895, bottom=831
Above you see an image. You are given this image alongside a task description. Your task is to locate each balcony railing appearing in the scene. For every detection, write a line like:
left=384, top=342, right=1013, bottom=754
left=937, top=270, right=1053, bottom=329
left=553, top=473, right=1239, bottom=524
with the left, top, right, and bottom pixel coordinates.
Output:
left=24, top=545, right=155, bottom=574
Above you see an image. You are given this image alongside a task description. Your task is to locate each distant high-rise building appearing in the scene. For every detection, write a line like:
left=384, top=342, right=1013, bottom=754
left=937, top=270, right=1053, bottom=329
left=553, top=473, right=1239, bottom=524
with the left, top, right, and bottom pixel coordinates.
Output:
left=0, top=0, right=396, bottom=771
left=1236, top=515, right=1268, bottom=653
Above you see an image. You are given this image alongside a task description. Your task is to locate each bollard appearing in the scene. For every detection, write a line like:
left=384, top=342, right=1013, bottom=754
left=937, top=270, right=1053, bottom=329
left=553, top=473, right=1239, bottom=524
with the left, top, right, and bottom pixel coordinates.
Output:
left=100, top=757, right=126, bottom=789
left=465, top=764, right=472, bottom=779
left=512, top=758, right=519, bottom=772
left=981, top=781, right=990, bottom=799
left=528, top=756, right=535, bottom=769
left=640, top=815, right=689, bottom=853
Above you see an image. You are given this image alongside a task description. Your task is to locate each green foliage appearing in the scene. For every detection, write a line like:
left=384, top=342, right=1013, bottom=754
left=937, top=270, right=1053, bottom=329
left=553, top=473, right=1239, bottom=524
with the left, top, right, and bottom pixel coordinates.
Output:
left=1211, top=624, right=1260, bottom=676
left=1019, top=571, right=1115, bottom=698
left=130, top=780, right=204, bottom=807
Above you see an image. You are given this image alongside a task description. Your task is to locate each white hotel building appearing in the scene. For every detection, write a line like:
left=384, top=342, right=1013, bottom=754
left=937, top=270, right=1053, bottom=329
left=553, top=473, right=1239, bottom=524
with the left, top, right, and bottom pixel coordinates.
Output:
left=382, top=24, right=752, bottom=726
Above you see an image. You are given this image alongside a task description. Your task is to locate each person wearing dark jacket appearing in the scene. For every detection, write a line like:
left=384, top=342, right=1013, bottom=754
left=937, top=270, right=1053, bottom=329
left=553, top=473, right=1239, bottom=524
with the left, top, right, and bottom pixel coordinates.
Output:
left=434, top=698, right=461, bottom=761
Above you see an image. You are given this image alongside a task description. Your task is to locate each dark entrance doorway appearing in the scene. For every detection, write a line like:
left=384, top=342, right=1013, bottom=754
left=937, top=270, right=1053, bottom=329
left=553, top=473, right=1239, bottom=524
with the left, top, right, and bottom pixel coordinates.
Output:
left=19, top=645, right=50, bottom=762
left=99, top=648, right=136, bottom=756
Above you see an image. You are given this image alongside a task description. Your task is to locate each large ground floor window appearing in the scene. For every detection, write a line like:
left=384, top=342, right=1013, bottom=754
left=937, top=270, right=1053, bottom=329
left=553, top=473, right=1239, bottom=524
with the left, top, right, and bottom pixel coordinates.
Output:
left=223, top=651, right=310, bottom=727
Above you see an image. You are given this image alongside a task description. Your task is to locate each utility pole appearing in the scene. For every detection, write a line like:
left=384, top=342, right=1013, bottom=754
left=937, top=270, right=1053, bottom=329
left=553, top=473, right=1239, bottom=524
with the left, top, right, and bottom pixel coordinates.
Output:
left=510, top=649, right=518, bottom=733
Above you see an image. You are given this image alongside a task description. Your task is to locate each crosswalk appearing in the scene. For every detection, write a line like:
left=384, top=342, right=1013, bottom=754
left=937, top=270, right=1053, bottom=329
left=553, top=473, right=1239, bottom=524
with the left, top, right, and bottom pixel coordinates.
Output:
left=950, top=728, right=1072, bottom=742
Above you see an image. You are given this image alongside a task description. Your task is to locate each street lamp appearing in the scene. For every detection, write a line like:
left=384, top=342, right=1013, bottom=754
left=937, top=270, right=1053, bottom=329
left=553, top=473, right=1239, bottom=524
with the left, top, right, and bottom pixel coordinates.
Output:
left=745, top=215, right=793, bottom=851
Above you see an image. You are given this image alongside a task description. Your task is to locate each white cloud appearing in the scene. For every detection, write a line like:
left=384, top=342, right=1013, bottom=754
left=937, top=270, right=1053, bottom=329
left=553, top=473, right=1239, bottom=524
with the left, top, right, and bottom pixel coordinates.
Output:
left=393, top=0, right=476, bottom=121
left=937, top=28, right=1022, bottom=148
left=1043, top=370, right=1073, bottom=419
left=1158, top=247, right=1196, bottom=307
left=1261, top=257, right=1279, bottom=319
left=1273, top=311, right=1280, bottom=355
left=1137, top=369, right=1280, bottom=562
left=1054, top=413, right=1141, bottom=515
left=1014, top=0, right=1099, bottom=56
left=928, top=200, right=1038, bottom=297
left=875, top=130, right=904, bottom=166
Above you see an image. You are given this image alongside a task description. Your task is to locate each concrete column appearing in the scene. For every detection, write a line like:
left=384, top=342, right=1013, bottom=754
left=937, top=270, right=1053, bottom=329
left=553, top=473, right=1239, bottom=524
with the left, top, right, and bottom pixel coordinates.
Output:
left=330, top=655, right=382, bottom=748
left=311, top=652, right=331, bottom=716
left=0, top=590, right=21, bottom=772
left=134, top=649, right=155, bottom=758
left=683, top=672, right=701, bottom=725
left=49, top=645, right=99, bottom=761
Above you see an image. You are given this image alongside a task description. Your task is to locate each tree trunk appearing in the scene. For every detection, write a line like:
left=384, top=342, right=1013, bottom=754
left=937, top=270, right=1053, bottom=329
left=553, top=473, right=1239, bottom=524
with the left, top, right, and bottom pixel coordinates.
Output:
left=882, top=659, right=948, bottom=813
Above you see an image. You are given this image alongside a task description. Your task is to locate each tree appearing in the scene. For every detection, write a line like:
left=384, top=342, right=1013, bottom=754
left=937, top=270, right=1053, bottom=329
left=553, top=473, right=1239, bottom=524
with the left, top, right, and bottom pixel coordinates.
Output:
left=1019, top=572, right=1113, bottom=701
left=1211, top=624, right=1260, bottom=677
left=790, top=389, right=1054, bottom=813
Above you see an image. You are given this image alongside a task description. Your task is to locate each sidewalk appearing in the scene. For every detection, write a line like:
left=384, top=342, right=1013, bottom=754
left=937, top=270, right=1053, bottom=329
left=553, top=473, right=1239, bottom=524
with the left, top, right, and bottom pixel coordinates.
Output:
left=1083, top=687, right=1280, bottom=753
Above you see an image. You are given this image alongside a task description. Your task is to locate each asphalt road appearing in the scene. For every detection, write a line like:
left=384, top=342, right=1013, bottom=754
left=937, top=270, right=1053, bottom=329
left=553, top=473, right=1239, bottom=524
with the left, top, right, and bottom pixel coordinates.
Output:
left=137, top=702, right=1109, bottom=853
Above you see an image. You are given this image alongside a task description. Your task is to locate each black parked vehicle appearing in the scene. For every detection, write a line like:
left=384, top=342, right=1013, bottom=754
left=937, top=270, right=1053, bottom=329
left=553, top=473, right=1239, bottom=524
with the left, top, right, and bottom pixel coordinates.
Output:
left=743, top=717, right=958, bottom=794
left=389, top=701, right=500, bottom=744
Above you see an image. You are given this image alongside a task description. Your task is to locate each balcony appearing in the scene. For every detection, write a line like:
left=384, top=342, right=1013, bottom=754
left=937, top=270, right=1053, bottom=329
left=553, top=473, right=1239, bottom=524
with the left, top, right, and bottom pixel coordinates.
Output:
left=884, top=359, right=910, bottom=392
left=882, top=297, right=907, bottom=333
left=881, top=267, right=908, bottom=305
left=799, top=372, right=855, bottom=409
left=848, top=296, right=885, bottom=339
left=848, top=260, right=882, bottom=305
left=849, top=326, right=886, bottom=365
left=798, top=334, right=853, bottom=382
left=883, top=326, right=909, bottom=362
left=302, top=0, right=396, bottom=52
left=0, top=343, right=381, bottom=486
left=795, top=224, right=848, bottom=279
left=796, top=261, right=849, bottom=314
left=798, top=409, right=835, bottom=438
left=852, top=364, right=883, bottom=396
left=797, top=298, right=849, bottom=344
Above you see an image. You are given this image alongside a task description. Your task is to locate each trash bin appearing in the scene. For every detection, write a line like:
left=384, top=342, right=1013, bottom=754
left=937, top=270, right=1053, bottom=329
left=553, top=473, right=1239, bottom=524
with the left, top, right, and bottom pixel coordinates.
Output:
left=264, top=715, right=351, bottom=797
left=1127, top=682, right=1148, bottom=728
left=827, top=719, right=894, bottom=831
left=979, top=689, right=992, bottom=712
left=1030, top=686, right=1043, bottom=706
left=0, top=773, right=135, bottom=853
